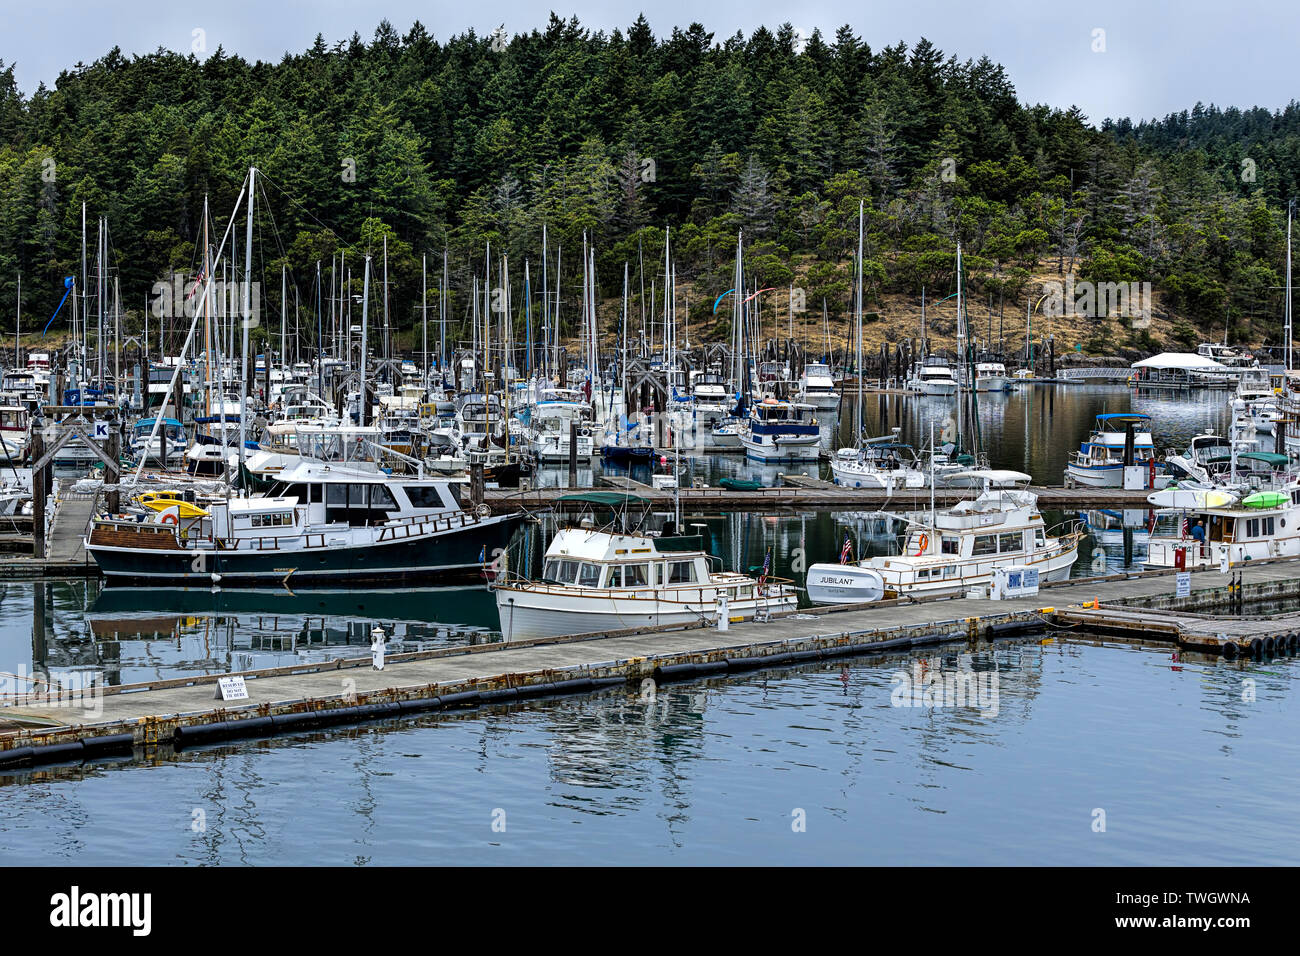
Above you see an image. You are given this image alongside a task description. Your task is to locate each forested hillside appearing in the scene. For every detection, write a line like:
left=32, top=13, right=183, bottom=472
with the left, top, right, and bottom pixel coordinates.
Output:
left=1, top=14, right=1297, bottom=355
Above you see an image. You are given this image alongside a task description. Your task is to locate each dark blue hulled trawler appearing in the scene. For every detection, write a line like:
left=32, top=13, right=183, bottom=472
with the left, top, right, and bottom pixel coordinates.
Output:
left=85, top=454, right=521, bottom=587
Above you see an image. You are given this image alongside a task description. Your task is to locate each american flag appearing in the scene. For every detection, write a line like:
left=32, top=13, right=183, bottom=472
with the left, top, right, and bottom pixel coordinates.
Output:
left=758, top=547, right=771, bottom=588
left=185, top=269, right=207, bottom=301
left=840, top=533, right=853, bottom=564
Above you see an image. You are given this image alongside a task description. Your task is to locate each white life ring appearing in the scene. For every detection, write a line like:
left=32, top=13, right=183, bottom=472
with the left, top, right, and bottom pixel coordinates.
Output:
left=580, top=426, right=592, bottom=437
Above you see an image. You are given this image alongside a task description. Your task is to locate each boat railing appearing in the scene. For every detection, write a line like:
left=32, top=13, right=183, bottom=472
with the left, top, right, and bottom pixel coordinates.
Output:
left=493, top=572, right=796, bottom=604
left=211, top=508, right=482, bottom=551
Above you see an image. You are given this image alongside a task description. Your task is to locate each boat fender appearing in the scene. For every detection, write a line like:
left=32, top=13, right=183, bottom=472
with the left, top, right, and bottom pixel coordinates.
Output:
left=1263, top=636, right=1276, bottom=656
left=0, top=746, right=34, bottom=769
left=27, top=740, right=86, bottom=766
left=1220, top=640, right=1238, bottom=660
left=1250, top=637, right=1264, bottom=657
left=549, top=677, right=594, bottom=694
left=82, top=732, right=134, bottom=757
left=398, top=697, right=442, bottom=714
left=437, top=691, right=481, bottom=709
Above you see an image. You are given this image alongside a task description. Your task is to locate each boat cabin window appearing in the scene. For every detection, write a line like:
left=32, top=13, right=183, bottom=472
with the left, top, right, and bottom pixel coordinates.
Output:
left=405, top=485, right=449, bottom=509
left=1246, top=517, right=1275, bottom=538
left=998, top=532, right=1023, bottom=553
left=249, top=511, right=294, bottom=528
left=1035, top=530, right=1047, bottom=549
left=325, top=483, right=398, bottom=524
left=544, top=559, right=580, bottom=584
left=973, top=534, right=998, bottom=556
left=622, top=564, right=649, bottom=587
left=577, top=563, right=601, bottom=588
left=941, top=536, right=959, bottom=555
left=668, top=560, right=697, bottom=584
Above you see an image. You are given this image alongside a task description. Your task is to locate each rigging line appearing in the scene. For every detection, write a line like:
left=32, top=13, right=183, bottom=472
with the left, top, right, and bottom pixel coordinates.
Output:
left=254, top=169, right=364, bottom=259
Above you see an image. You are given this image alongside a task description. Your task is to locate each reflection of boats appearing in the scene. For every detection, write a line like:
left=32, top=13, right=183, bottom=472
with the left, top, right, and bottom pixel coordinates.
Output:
left=90, top=585, right=501, bottom=626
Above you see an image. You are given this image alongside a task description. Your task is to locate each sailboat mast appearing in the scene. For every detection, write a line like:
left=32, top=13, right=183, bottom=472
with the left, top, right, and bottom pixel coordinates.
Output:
left=238, top=167, right=256, bottom=466
left=855, top=200, right=864, bottom=443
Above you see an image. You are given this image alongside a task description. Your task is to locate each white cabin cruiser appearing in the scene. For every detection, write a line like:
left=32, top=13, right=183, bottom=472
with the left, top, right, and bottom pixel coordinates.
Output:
left=1065, top=413, right=1163, bottom=488
left=972, top=362, right=1010, bottom=392
left=905, top=358, right=959, bottom=395
left=492, top=495, right=797, bottom=639
left=1145, top=485, right=1300, bottom=569
left=807, top=471, right=1081, bottom=602
left=797, top=362, right=841, bottom=412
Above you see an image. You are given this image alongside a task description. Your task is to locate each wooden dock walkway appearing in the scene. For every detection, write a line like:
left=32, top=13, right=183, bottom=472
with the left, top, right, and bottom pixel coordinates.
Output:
left=3, top=557, right=1297, bottom=767
left=45, top=489, right=99, bottom=563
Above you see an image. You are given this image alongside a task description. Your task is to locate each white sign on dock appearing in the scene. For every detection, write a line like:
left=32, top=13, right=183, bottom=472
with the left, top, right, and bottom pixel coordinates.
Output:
left=1175, top=572, right=1191, bottom=598
left=91, top=421, right=109, bottom=442
left=214, top=676, right=249, bottom=701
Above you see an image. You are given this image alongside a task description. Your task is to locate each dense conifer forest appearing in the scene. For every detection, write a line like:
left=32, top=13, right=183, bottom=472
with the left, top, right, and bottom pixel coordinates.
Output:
left=1, top=14, right=1298, bottom=353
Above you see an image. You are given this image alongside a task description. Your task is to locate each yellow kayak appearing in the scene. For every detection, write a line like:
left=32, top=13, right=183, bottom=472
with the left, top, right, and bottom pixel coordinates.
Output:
left=136, top=492, right=210, bottom=519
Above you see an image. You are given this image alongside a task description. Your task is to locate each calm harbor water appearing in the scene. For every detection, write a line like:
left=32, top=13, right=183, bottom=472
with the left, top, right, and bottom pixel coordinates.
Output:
left=0, top=384, right=1290, bottom=865
left=1, top=638, right=1295, bottom=865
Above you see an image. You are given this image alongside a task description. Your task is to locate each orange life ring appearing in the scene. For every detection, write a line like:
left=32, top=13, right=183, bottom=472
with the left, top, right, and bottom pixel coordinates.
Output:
left=914, top=533, right=929, bottom=556
left=160, top=511, right=179, bottom=525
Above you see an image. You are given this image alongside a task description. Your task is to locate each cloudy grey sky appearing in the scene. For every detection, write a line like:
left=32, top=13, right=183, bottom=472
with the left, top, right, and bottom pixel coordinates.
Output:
left=3, top=1, right=1292, bottom=125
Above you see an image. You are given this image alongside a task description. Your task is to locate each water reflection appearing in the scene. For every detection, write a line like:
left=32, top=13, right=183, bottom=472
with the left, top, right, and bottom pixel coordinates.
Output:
left=1, top=637, right=1294, bottom=866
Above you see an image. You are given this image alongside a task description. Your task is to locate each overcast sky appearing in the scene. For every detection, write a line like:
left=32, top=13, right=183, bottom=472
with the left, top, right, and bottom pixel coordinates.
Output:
left=3, top=1, right=1292, bottom=125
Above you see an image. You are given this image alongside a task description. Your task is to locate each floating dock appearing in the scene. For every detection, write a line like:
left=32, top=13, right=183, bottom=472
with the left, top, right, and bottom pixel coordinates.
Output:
left=487, top=481, right=1157, bottom=514
left=3, top=557, right=1297, bottom=770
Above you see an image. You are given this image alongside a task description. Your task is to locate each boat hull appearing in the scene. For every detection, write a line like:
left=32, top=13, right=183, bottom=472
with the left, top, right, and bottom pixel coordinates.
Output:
left=86, top=515, right=522, bottom=587
left=805, top=564, right=886, bottom=605
left=742, top=436, right=821, bottom=462
left=495, top=588, right=797, bottom=640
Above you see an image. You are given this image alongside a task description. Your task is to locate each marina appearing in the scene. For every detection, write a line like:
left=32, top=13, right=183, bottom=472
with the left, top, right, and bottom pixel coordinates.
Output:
left=3, top=4, right=1300, bottom=889
left=3, top=555, right=1298, bottom=761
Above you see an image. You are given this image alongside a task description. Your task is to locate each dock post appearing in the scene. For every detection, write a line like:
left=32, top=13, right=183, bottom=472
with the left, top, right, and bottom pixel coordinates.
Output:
left=470, top=461, right=484, bottom=507
left=31, top=429, right=46, bottom=560
left=568, top=420, right=578, bottom=487
left=105, top=428, right=120, bottom=515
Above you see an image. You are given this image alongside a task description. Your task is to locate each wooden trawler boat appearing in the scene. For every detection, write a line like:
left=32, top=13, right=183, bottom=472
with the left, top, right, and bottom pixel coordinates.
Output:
left=806, top=470, right=1081, bottom=603
left=491, top=492, right=796, bottom=639
left=85, top=456, right=521, bottom=587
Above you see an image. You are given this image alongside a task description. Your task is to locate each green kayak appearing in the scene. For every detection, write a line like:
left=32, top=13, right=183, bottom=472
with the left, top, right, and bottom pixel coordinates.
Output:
left=719, top=477, right=763, bottom=491
left=1242, top=491, right=1288, bottom=509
